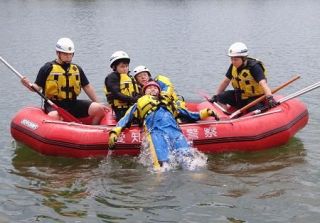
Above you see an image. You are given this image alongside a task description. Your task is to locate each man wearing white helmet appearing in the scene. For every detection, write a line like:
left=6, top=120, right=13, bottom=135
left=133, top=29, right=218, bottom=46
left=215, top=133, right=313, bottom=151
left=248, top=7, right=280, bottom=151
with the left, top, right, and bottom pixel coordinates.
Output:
left=21, top=37, right=105, bottom=124
left=210, top=42, right=277, bottom=112
left=104, top=51, right=140, bottom=121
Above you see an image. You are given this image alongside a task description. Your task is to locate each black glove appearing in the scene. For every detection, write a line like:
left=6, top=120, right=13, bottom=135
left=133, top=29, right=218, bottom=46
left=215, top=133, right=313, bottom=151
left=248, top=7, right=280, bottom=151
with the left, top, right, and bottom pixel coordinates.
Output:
left=266, top=95, right=279, bottom=108
left=208, top=95, right=218, bottom=103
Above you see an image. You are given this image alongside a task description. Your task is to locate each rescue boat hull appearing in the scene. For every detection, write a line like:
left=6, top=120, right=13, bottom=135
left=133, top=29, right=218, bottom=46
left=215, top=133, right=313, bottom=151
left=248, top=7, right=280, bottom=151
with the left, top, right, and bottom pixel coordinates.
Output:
left=11, top=98, right=308, bottom=158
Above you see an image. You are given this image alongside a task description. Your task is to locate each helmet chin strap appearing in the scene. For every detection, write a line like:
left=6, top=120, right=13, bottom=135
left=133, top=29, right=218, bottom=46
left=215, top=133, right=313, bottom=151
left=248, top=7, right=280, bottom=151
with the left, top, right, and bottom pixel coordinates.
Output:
left=242, top=57, right=247, bottom=64
left=56, top=52, right=72, bottom=65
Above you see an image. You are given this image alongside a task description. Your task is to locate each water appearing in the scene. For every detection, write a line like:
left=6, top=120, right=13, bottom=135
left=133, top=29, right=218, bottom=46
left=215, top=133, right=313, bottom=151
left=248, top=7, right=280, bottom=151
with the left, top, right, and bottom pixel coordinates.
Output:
left=1, top=0, right=320, bottom=222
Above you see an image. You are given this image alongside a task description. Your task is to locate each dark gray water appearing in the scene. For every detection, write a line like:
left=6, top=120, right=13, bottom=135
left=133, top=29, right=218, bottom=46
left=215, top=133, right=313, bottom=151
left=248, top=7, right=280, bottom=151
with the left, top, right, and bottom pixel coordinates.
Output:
left=1, top=0, right=320, bottom=222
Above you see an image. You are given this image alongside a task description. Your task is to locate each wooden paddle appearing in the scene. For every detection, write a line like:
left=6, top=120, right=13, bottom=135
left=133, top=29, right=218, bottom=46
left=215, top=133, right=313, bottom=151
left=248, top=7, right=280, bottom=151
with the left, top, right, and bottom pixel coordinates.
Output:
left=229, top=75, right=300, bottom=119
left=0, top=56, right=81, bottom=123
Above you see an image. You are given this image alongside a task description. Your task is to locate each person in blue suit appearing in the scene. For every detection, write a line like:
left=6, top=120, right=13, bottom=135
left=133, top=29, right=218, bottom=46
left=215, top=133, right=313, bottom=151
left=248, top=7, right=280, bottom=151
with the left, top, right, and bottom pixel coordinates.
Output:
left=108, top=81, right=219, bottom=168
left=133, top=65, right=187, bottom=122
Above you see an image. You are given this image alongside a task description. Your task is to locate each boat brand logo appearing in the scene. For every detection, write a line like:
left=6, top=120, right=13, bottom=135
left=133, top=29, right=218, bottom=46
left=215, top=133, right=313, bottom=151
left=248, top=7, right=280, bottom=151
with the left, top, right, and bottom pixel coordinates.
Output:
left=21, top=119, right=38, bottom=130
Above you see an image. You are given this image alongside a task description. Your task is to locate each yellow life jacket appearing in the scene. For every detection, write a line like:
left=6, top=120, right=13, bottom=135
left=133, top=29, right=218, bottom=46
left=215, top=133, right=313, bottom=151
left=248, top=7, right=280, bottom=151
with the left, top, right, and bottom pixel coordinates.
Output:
left=105, top=73, right=139, bottom=108
left=45, top=63, right=81, bottom=100
left=155, top=75, right=185, bottom=109
left=136, top=95, right=179, bottom=119
left=230, top=57, right=267, bottom=99
left=155, top=75, right=176, bottom=99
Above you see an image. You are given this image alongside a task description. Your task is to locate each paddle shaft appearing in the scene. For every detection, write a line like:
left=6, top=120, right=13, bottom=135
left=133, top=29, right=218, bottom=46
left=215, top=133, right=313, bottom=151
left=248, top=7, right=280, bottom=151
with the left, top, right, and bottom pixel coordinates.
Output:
left=197, top=91, right=231, bottom=115
left=0, top=56, right=51, bottom=102
left=229, top=75, right=300, bottom=119
left=253, top=81, right=320, bottom=115
left=0, top=56, right=81, bottom=123
left=278, top=81, right=320, bottom=104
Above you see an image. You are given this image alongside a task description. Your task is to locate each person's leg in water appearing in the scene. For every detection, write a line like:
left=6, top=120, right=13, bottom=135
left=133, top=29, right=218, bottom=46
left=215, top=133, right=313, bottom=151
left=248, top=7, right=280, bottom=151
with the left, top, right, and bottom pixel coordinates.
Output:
left=150, top=129, right=170, bottom=166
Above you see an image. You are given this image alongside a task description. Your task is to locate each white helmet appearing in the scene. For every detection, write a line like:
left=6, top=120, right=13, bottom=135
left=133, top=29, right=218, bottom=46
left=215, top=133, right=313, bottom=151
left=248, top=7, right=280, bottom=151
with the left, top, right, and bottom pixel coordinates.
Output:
left=133, top=65, right=151, bottom=77
left=56, top=37, right=75, bottom=53
left=109, top=51, right=130, bottom=68
left=228, top=42, right=248, bottom=57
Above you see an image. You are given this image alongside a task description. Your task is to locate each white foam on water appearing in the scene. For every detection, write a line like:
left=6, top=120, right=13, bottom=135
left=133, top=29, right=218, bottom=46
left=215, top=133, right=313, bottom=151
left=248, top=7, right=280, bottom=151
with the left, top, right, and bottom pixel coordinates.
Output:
left=168, top=147, right=208, bottom=171
left=137, top=137, right=207, bottom=171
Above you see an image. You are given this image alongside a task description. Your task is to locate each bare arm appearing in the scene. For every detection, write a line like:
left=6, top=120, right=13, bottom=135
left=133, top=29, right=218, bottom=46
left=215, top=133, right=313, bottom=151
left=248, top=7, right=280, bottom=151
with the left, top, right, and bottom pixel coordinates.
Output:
left=216, top=77, right=231, bottom=94
left=21, top=76, right=42, bottom=92
left=83, top=84, right=99, bottom=102
left=259, top=79, right=272, bottom=96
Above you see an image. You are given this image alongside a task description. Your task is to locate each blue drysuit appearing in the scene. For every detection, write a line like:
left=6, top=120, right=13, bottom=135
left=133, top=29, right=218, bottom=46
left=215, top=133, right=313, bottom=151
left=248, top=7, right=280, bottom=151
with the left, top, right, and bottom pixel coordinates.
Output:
left=115, top=97, right=202, bottom=162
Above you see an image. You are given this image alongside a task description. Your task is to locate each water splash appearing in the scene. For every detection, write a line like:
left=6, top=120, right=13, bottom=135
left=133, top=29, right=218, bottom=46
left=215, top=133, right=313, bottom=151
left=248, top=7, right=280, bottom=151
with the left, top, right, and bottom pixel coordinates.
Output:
left=137, top=137, right=207, bottom=171
left=169, top=147, right=208, bottom=171
left=137, top=137, right=155, bottom=171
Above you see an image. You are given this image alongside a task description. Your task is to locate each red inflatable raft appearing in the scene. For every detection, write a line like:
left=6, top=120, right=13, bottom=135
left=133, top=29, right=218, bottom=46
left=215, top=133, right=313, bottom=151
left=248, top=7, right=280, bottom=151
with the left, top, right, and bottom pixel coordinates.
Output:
left=11, top=97, right=308, bottom=158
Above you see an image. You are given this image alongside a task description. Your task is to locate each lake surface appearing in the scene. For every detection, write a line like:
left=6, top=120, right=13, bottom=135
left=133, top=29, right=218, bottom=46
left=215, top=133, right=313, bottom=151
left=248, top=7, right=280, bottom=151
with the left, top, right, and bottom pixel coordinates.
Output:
left=1, top=0, right=320, bottom=222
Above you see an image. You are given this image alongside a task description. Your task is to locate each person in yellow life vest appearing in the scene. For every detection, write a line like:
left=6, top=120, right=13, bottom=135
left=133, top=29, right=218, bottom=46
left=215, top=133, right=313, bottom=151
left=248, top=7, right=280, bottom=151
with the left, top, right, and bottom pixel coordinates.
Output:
left=20, top=37, right=105, bottom=124
left=104, top=51, right=140, bottom=121
left=210, top=42, right=278, bottom=112
left=133, top=65, right=186, bottom=109
left=108, top=81, right=219, bottom=167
